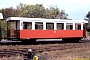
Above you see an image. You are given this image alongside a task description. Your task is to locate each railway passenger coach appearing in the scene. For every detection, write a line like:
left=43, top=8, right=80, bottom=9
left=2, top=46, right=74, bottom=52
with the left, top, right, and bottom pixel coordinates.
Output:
left=6, top=17, right=88, bottom=42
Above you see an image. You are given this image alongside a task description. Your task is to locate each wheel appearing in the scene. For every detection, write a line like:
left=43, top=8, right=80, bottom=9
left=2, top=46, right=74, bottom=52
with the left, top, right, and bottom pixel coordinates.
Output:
left=62, top=38, right=81, bottom=42
left=62, top=38, right=69, bottom=42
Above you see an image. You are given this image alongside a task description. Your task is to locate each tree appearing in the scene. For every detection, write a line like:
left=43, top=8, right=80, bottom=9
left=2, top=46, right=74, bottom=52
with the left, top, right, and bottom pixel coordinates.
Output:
left=86, top=11, right=90, bottom=20
left=2, top=7, right=22, bottom=19
left=85, top=11, right=90, bottom=33
left=56, top=10, right=68, bottom=19
left=16, top=3, right=25, bottom=17
left=45, top=6, right=59, bottom=19
left=17, top=3, right=68, bottom=19
left=25, top=4, right=46, bottom=18
left=2, top=7, right=14, bottom=19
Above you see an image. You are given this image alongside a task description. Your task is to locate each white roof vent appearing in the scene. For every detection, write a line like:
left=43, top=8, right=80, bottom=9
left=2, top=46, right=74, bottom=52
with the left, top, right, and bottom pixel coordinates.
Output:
left=0, top=13, right=3, bottom=19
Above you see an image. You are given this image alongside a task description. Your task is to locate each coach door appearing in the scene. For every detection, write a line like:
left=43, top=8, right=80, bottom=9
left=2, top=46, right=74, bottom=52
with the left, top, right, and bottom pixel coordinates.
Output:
left=7, top=20, right=20, bottom=38
left=83, top=24, right=86, bottom=37
left=14, top=20, right=20, bottom=38
left=7, top=21, right=14, bottom=38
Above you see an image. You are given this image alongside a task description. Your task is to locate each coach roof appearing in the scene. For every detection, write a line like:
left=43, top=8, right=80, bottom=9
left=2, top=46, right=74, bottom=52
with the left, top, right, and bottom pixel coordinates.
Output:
left=6, top=17, right=88, bottom=23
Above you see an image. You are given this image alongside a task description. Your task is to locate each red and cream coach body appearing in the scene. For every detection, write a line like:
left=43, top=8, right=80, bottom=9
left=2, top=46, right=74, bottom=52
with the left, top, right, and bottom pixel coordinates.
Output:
left=6, top=17, right=88, bottom=41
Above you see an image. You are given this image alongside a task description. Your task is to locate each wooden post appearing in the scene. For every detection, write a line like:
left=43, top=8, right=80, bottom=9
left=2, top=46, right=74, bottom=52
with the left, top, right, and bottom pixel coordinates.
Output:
left=8, top=22, right=12, bottom=38
left=7, top=22, right=8, bottom=38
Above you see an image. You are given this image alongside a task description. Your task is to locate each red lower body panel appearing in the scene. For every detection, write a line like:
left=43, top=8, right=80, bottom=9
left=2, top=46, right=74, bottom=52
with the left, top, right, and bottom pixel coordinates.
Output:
left=20, top=30, right=83, bottom=39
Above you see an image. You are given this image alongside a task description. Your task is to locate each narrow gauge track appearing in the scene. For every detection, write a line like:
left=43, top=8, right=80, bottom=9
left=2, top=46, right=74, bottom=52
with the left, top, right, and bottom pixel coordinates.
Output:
left=0, top=39, right=89, bottom=58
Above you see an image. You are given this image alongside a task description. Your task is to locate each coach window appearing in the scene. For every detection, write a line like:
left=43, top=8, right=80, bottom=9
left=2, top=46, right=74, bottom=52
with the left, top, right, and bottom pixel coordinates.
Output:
left=23, top=22, right=32, bottom=29
left=46, top=23, right=54, bottom=30
left=66, top=23, right=73, bottom=30
left=75, top=23, right=81, bottom=30
left=78, top=24, right=81, bottom=30
left=23, top=22, right=27, bottom=29
left=57, top=23, right=64, bottom=30
left=35, top=22, right=43, bottom=30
